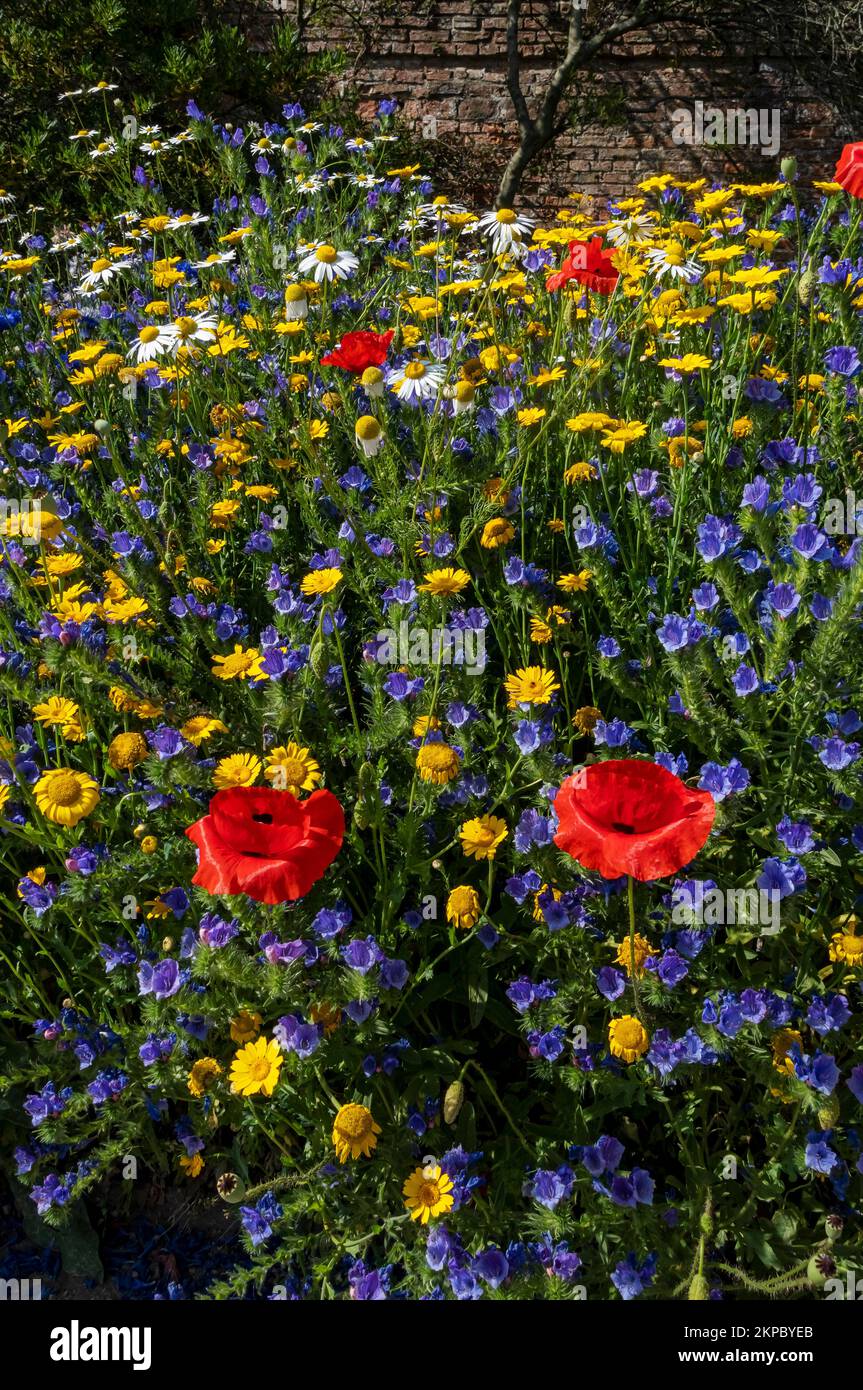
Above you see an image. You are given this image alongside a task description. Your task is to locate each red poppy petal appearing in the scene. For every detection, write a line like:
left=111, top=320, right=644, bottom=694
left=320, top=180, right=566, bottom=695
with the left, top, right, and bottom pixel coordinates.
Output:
left=554, top=759, right=715, bottom=881
left=186, top=787, right=345, bottom=903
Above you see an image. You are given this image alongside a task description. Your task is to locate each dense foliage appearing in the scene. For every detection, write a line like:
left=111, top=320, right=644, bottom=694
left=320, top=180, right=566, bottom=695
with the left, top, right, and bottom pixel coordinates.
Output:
left=1, top=93, right=863, bottom=1301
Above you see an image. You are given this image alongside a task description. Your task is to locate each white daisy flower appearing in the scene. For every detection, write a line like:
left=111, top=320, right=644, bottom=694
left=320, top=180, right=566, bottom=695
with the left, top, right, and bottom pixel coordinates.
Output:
left=386, top=359, right=445, bottom=406
left=476, top=208, right=535, bottom=255
left=191, top=250, right=236, bottom=270
left=296, top=242, right=359, bottom=284
left=645, top=242, right=702, bottom=283
left=283, top=284, right=309, bottom=320
left=77, top=256, right=132, bottom=293
left=126, top=324, right=175, bottom=364
left=166, top=212, right=209, bottom=231
left=164, top=312, right=218, bottom=353
left=355, top=415, right=385, bottom=457
left=605, top=214, right=656, bottom=248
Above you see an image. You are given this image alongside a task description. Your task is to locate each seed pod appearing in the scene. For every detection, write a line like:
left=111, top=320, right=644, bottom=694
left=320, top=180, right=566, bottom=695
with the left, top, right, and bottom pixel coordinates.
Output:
left=309, top=632, right=328, bottom=680
left=443, top=1080, right=465, bottom=1125
left=217, top=1172, right=246, bottom=1203
left=358, top=761, right=377, bottom=799
left=817, top=1095, right=840, bottom=1130
left=687, top=1273, right=710, bottom=1300
left=797, top=268, right=816, bottom=307
left=353, top=802, right=372, bottom=830
left=807, top=1252, right=835, bottom=1287
left=824, top=1214, right=844, bottom=1243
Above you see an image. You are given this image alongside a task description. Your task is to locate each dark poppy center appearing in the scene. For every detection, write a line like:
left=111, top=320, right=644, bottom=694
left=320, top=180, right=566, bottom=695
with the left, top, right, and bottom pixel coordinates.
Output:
left=611, top=821, right=636, bottom=834
left=252, top=813, right=274, bottom=824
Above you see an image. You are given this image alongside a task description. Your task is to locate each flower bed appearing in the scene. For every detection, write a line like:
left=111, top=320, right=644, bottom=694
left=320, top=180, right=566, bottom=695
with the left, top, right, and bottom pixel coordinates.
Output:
left=2, top=96, right=863, bottom=1301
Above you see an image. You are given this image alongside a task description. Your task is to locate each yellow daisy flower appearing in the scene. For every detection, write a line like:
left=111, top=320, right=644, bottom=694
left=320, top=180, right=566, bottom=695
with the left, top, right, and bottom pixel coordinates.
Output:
left=608, top=1015, right=650, bottom=1063
left=230, top=1011, right=262, bottom=1044
left=332, top=1103, right=382, bottom=1162
left=264, top=742, right=322, bottom=794
left=300, top=568, right=343, bottom=597
left=229, top=1037, right=283, bottom=1097
left=212, top=644, right=263, bottom=681
left=503, top=666, right=560, bottom=707
left=446, top=885, right=481, bottom=930
left=459, top=814, right=508, bottom=861
left=572, top=705, right=602, bottom=736
left=107, top=731, right=148, bottom=770
left=187, top=1058, right=222, bottom=1097
left=180, top=715, right=229, bottom=746
left=480, top=517, right=515, bottom=549
left=403, top=1164, right=454, bottom=1223
left=614, top=933, right=655, bottom=978
left=416, top=742, right=461, bottom=785
left=418, top=567, right=471, bottom=597
left=34, top=768, right=100, bottom=828
left=213, top=753, right=262, bottom=789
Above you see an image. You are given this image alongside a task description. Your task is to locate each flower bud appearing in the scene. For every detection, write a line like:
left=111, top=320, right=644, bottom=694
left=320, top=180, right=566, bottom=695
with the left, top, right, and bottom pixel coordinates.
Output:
left=309, top=633, right=328, bottom=680
left=807, top=1252, right=835, bottom=1287
left=817, top=1095, right=840, bottom=1130
left=358, top=761, right=377, bottom=799
left=781, top=156, right=797, bottom=183
left=217, top=1172, right=246, bottom=1203
left=443, top=1080, right=465, bottom=1125
left=688, top=1273, right=710, bottom=1300
left=797, top=267, right=816, bottom=306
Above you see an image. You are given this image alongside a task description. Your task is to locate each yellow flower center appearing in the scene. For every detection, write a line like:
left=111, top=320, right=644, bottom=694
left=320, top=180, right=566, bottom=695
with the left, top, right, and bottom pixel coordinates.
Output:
left=496, top=209, right=517, bottom=224
left=91, top=258, right=111, bottom=273
left=419, top=1181, right=439, bottom=1206
left=404, top=361, right=427, bottom=380
left=615, top=1018, right=644, bottom=1048
left=278, top=758, right=308, bottom=787
left=285, top=284, right=306, bottom=302
left=47, top=772, right=82, bottom=807
left=247, top=1053, right=272, bottom=1082
left=355, top=414, right=381, bottom=441
left=315, top=245, right=338, bottom=263
left=139, top=325, right=160, bottom=343
left=174, top=316, right=198, bottom=337
left=336, top=1104, right=373, bottom=1140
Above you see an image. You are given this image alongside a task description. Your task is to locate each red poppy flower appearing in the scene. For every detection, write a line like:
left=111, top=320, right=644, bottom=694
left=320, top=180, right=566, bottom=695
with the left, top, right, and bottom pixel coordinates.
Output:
left=553, top=758, right=714, bottom=881
left=834, top=143, right=863, bottom=200
left=319, top=329, right=395, bottom=373
left=185, top=785, right=344, bottom=904
left=545, top=236, right=619, bottom=296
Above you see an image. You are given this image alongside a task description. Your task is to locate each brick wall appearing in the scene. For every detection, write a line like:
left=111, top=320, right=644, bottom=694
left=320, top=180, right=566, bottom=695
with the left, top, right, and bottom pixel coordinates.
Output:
left=268, top=1, right=851, bottom=211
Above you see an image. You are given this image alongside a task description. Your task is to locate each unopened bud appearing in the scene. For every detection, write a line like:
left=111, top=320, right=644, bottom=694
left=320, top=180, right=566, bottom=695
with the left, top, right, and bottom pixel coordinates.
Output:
left=443, top=1080, right=465, bottom=1125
